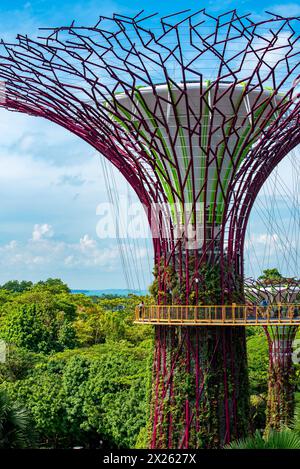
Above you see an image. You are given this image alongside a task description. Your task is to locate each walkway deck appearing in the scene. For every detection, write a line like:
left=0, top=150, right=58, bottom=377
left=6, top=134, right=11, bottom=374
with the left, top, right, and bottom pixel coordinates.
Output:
left=135, top=304, right=300, bottom=326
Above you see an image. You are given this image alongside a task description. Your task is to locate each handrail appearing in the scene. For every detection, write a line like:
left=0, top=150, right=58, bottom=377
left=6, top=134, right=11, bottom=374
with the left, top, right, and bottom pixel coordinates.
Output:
left=135, top=303, right=300, bottom=326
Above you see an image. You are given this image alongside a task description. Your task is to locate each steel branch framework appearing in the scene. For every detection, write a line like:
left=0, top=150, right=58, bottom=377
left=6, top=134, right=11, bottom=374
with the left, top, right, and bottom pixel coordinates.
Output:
left=0, top=9, right=299, bottom=448
left=0, top=10, right=298, bottom=280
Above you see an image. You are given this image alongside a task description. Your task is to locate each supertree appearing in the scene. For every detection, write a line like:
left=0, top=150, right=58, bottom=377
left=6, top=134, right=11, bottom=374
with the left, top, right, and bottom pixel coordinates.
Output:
left=0, top=9, right=299, bottom=448
left=245, top=278, right=300, bottom=433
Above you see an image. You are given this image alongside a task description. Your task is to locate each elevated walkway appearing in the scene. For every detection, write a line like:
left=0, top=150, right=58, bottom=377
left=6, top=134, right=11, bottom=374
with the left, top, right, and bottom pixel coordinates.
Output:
left=135, top=304, right=300, bottom=326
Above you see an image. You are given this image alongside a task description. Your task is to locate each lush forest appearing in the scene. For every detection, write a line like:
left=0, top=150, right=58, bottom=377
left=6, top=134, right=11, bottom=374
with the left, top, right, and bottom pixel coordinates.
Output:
left=0, top=278, right=299, bottom=448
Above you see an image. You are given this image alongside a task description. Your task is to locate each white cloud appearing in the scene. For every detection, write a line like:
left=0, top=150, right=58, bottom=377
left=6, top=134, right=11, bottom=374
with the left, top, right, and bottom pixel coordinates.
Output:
left=244, top=232, right=279, bottom=252
left=64, top=255, right=75, bottom=266
left=56, top=174, right=87, bottom=187
left=0, top=227, right=142, bottom=272
left=256, top=233, right=279, bottom=245
left=18, top=134, right=36, bottom=152
left=32, top=223, right=54, bottom=241
left=270, top=3, right=300, bottom=16
left=32, top=256, right=44, bottom=265
left=5, top=240, right=17, bottom=250
left=79, top=234, right=96, bottom=250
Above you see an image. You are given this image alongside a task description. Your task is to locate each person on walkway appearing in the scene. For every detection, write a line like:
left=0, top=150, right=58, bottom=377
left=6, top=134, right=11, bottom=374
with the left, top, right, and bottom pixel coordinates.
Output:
left=259, top=298, right=269, bottom=320
left=138, top=300, right=145, bottom=319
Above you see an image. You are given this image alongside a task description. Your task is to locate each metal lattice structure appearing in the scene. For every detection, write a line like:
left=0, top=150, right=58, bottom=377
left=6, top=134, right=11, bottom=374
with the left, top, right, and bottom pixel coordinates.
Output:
left=0, top=9, right=299, bottom=448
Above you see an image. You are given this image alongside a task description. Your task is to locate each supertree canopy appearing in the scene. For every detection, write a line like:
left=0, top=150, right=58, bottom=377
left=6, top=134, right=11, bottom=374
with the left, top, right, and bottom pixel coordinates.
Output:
left=0, top=9, right=299, bottom=448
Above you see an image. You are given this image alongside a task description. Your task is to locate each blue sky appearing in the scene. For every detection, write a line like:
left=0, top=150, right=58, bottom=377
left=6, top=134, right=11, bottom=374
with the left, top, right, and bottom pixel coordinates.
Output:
left=0, top=0, right=299, bottom=289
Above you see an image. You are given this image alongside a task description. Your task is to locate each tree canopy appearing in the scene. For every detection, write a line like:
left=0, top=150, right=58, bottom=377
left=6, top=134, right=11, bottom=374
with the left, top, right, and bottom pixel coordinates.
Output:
left=0, top=278, right=298, bottom=448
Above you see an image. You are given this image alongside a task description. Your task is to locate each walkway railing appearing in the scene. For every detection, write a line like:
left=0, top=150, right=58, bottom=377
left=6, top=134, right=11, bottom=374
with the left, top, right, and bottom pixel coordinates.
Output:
left=135, top=304, right=300, bottom=326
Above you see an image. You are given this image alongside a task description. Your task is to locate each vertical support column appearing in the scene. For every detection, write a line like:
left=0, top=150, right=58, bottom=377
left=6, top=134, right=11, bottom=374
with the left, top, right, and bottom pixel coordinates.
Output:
left=263, top=325, right=298, bottom=433
left=149, top=325, right=250, bottom=448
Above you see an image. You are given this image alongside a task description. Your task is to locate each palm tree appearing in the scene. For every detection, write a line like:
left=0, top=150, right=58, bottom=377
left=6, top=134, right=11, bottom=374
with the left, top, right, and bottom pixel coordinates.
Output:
left=0, top=389, right=33, bottom=448
left=291, top=403, right=300, bottom=436
left=225, top=429, right=300, bottom=449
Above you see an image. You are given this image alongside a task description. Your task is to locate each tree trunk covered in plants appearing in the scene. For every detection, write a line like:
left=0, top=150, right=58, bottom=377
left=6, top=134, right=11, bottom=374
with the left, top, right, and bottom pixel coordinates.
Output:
left=264, top=326, right=298, bottom=433
left=149, top=325, right=250, bottom=448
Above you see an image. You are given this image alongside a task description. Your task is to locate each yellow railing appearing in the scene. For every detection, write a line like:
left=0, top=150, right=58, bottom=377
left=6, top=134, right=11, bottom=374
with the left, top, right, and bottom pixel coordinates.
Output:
left=135, top=304, right=300, bottom=326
